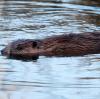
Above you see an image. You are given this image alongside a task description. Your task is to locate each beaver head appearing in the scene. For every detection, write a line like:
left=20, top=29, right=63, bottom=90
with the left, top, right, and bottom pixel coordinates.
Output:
left=1, top=39, right=45, bottom=60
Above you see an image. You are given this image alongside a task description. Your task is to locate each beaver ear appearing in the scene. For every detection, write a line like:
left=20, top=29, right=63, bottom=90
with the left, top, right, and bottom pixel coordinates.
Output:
left=16, top=44, right=23, bottom=50
left=32, top=41, right=38, bottom=48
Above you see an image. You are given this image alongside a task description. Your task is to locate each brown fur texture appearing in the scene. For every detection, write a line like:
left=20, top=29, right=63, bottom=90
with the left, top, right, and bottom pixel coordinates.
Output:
left=1, top=32, right=100, bottom=59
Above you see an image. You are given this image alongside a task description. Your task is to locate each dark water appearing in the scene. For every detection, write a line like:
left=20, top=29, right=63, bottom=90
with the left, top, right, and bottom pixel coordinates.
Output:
left=0, top=0, right=100, bottom=99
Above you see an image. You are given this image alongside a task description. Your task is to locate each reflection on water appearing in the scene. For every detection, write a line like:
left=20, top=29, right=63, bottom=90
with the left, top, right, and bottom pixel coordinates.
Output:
left=0, top=0, right=100, bottom=99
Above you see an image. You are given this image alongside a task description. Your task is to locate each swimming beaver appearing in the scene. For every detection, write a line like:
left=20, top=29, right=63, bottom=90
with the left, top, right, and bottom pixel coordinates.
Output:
left=1, top=32, right=100, bottom=59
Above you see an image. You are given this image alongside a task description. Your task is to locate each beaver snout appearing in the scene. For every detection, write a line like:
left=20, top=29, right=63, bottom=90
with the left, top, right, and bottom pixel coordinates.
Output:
left=1, top=47, right=11, bottom=56
left=1, top=49, right=5, bottom=55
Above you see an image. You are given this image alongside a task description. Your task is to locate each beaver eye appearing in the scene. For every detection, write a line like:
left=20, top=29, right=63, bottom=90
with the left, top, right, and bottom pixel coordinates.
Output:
left=32, top=41, right=37, bottom=48
left=16, top=45, right=23, bottom=50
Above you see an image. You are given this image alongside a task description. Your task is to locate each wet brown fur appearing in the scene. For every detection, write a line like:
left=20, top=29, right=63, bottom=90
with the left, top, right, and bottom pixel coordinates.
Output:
left=1, top=32, right=100, bottom=59
left=41, top=32, right=100, bottom=56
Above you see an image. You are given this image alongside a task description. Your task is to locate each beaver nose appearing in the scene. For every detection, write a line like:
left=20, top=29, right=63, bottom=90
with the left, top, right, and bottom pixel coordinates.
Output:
left=1, top=49, right=4, bottom=55
left=1, top=49, right=8, bottom=55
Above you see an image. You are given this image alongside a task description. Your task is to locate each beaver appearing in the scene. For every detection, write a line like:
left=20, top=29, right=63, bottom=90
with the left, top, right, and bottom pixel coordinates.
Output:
left=1, top=32, right=100, bottom=60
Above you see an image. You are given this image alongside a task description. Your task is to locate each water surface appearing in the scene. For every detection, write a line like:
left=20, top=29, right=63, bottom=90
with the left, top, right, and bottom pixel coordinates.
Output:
left=0, top=0, right=100, bottom=99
